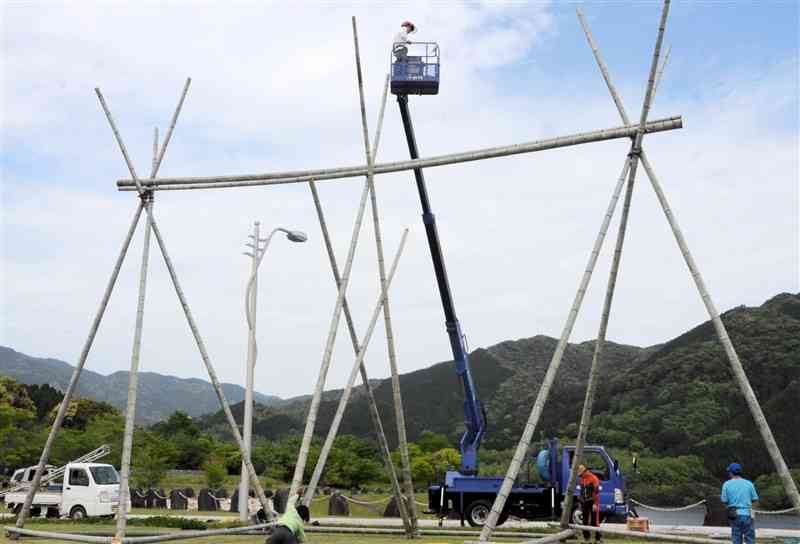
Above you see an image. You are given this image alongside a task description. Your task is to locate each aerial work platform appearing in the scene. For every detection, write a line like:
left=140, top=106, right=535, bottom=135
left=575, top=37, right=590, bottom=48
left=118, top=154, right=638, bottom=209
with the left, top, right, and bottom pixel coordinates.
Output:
left=391, top=41, right=440, bottom=95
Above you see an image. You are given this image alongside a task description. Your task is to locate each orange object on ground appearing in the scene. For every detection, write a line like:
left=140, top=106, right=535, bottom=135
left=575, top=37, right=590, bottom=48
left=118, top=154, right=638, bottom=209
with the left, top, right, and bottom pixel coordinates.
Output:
left=627, top=517, right=651, bottom=532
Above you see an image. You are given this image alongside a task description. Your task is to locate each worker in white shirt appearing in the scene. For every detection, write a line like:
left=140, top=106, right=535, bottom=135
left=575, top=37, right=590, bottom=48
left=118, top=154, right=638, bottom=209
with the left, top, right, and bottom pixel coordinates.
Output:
left=393, top=20, right=416, bottom=61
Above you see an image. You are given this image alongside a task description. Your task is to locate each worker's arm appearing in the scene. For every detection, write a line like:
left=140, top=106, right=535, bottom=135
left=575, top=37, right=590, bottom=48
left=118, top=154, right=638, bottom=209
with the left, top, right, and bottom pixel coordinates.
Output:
left=296, top=524, right=306, bottom=543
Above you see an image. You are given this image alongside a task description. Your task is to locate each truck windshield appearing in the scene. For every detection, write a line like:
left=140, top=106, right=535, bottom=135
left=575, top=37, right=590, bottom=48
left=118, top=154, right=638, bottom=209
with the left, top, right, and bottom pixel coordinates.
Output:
left=89, top=466, right=119, bottom=485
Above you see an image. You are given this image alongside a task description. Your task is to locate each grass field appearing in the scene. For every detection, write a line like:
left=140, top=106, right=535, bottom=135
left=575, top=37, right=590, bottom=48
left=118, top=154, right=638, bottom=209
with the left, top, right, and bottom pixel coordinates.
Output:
left=0, top=519, right=627, bottom=544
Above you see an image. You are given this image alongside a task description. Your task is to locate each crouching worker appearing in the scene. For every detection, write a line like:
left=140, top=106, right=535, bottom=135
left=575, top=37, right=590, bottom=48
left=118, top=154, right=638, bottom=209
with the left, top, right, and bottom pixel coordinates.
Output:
left=267, top=492, right=310, bottom=544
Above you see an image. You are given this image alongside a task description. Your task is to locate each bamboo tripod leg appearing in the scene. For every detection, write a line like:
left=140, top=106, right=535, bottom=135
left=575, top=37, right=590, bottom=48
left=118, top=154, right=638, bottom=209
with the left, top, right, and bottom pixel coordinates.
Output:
left=579, top=7, right=800, bottom=511
left=560, top=3, right=672, bottom=524
left=476, top=156, right=629, bottom=541
left=146, top=211, right=273, bottom=517
left=351, top=17, right=418, bottom=534
left=14, top=202, right=144, bottom=529
left=642, top=152, right=800, bottom=509
left=115, top=130, right=161, bottom=541
left=560, top=173, right=636, bottom=528
left=114, top=193, right=153, bottom=541
left=481, top=4, right=671, bottom=539
left=94, top=88, right=273, bottom=519
left=302, top=229, right=410, bottom=506
left=289, top=178, right=373, bottom=498
left=307, top=181, right=412, bottom=532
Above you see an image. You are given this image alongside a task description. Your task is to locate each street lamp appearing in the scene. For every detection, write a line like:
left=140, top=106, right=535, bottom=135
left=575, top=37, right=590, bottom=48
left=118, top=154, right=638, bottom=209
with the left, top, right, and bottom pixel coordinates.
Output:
left=239, top=222, right=307, bottom=520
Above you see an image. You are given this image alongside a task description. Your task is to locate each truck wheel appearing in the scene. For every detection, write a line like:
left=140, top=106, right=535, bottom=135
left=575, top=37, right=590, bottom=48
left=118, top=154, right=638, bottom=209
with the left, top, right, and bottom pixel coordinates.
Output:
left=571, top=505, right=584, bottom=525
left=69, top=506, right=87, bottom=521
left=466, top=500, right=492, bottom=527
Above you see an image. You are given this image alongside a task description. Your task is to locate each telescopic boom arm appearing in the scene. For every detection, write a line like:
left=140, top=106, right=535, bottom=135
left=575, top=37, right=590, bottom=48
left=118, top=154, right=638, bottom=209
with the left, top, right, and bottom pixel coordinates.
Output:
left=397, top=94, right=485, bottom=475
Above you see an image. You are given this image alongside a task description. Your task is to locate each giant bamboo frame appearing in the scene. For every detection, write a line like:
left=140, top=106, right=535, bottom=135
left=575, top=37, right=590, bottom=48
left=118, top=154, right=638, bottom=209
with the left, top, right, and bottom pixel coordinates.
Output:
left=9, top=5, right=797, bottom=544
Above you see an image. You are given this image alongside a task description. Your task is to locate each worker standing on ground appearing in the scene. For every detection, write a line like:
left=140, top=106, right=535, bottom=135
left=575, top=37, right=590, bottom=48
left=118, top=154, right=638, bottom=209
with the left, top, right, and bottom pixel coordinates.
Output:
left=393, top=20, right=416, bottom=61
left=266, top=489, right=310, bottom=544
left=721, top=463, right=759, bottom=544
left=576, top=464, right=602, bottom=543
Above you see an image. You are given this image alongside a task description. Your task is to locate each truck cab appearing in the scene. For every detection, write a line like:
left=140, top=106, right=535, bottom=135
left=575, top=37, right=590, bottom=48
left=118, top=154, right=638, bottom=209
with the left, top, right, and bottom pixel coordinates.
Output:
left=427, top=439, right=628, bottom=527
left=5, top=463, right=121, bottom=520
left=9, top=465, right=55, bottom=488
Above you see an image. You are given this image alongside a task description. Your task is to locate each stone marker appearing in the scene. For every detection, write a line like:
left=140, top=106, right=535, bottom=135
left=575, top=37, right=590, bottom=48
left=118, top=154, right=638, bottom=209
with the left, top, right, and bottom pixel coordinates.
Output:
left=703, top=496, right=728, bottom=527
left=169, top=489, right=188, bottom=510
left=328, top=492, right=349, bottom=516
left=198, top=488, right=219, bottom=511
left=383, top=495, right=408, bottom=518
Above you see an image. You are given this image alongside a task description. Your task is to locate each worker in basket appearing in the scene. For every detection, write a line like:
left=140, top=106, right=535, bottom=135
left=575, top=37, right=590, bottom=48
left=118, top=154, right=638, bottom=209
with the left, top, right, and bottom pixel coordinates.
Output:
left=577, top=464, right=602, bottom=543
left=393, top=20, right=416, bottom=61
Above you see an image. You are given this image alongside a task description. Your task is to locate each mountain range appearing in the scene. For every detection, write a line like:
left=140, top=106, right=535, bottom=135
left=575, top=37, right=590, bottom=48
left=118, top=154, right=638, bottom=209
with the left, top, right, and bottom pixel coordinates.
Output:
left=4, top=292, right=798, bottom=479
left=0, top=346, right=284, bottom=424
left=199, top=292, right=800, bottom=479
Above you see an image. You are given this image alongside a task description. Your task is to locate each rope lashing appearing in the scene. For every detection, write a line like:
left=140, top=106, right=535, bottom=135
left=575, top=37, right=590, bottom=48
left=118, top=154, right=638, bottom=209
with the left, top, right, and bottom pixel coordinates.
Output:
left=630, top=498, right=707, bottom=512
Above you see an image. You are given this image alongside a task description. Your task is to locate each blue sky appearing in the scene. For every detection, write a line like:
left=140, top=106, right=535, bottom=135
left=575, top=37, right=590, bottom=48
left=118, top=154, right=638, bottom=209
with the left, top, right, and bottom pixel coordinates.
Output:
left=1, top=1, right=798, bottom=399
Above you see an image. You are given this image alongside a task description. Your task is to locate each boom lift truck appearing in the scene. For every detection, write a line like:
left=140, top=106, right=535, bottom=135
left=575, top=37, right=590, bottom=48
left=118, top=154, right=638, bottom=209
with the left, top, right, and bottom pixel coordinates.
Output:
left=390, top=41, right=629, bottom=528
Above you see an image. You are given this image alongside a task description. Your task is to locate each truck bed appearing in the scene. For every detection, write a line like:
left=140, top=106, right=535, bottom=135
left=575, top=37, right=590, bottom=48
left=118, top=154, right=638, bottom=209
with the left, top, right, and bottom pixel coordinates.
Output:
left=5, top=490, right=62, bottom=507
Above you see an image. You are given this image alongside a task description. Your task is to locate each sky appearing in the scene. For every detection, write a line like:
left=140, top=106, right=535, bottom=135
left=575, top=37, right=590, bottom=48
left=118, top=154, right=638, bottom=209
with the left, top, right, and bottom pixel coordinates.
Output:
left=2, top=1, right=798, bottom=400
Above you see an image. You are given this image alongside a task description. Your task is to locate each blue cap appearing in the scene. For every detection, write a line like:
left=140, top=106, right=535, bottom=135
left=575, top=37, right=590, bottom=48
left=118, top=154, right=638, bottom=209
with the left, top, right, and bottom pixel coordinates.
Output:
left=727, top=463, right=742, bottom=475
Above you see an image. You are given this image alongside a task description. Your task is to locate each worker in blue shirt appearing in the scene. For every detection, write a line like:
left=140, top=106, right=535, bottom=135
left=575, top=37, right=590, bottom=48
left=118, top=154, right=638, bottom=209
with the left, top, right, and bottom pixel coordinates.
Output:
left=720, top=462, right=759, bottom=544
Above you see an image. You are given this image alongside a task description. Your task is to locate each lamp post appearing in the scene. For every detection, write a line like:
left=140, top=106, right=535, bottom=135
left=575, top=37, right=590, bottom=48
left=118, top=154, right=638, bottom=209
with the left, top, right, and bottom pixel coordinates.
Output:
left=239, top=222, right=307, bottom=521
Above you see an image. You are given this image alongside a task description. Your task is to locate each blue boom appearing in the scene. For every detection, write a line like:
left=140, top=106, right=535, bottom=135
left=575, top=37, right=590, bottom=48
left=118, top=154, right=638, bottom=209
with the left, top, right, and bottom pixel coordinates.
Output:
left=395, top=90, right=486, bottom=475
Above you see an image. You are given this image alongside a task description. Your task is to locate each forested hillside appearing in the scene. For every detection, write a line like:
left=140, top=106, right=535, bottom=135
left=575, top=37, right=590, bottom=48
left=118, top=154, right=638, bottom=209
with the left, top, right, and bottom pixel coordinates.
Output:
left=200, top=292, right=799, bottom=491
left=3, top=293, right=798, bottom=506
left=0, top=346, right=284, bottom=423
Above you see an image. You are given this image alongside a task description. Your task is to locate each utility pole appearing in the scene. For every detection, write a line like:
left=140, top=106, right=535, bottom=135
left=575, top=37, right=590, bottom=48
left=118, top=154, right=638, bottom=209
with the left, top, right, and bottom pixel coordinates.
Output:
left=239, top=221, right=262, bottom=520
left=238, top=222, right=306, bottom=519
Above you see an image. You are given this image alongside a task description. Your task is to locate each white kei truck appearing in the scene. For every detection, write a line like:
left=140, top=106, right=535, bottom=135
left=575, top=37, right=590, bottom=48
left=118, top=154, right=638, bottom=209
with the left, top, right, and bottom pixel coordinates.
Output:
left=5, top=463, right=121, bottom=520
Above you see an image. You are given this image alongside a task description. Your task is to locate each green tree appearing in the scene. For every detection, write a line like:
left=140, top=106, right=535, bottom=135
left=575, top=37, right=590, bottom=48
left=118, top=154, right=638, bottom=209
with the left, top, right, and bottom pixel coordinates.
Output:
left=203, top=455, right=227, bottom=490
left=49, top=398, right=118, bottom=430
left=0, top=377, right=39, bottom=470
left=430, top=448, right=461, bottom=476
left=411, top=458, right=435, bottom=485
left=417, top=431, right=450, bottom=453
left=131, top=431, right=174, bottom=489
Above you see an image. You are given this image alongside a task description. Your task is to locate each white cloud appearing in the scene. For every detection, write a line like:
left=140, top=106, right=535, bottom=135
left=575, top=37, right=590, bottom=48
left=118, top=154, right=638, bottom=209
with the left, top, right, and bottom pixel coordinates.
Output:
left=1, top=2, right=797, bottom=401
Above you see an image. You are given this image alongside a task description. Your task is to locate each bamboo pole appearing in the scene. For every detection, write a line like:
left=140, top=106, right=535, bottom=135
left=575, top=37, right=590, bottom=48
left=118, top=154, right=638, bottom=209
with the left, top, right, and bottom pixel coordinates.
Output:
left=14, top=201, right=144, bottom=529
left=579, top=6, right=800, bottom=512
left=560, top=3, right=671, bottom=527
left=288, top=145, right=380, bottom=499
left=653, top=44, right=672, bottom=100
left=94, top=88, right=273, bottom=519
left=303, top=229, right=410, bottom=504
left=123, top=525, right=273, bottom=544
left=114, top=129, right=158, bottom=542
left=474, top=528, right=575, bottom=544
left=477, top=156, right=631, bottom=541
left=566, top=524, right=723, bottom=544
left=350, top=16, right=418, bottom=535
left=146, top=210, right=273, bottom=517
left=307, top=181, right=411, bottom=533
left=302, top=68, right=411, bottom=532
left=115, top=117, right=683, bottom=191
left=5, top=527, right=113, bottom=543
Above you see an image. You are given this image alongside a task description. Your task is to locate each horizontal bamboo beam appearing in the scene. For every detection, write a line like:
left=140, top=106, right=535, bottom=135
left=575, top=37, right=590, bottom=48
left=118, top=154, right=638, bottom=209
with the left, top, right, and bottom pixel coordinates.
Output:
left=466, top=528, right=575, bottom=544
left=4, top=524, right=551, bottom=543
left=116, top=116, right=683, bottom=191
left=5, top=527, right=112, bottom=543
left=565, top=524, right=723, bottom=544
left=307, top=526, right=550, bottom=538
